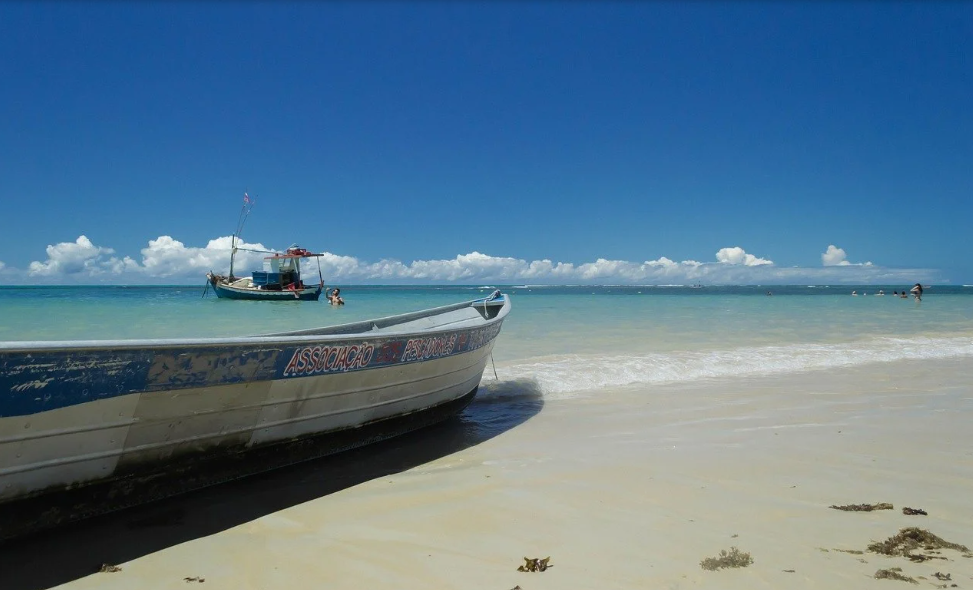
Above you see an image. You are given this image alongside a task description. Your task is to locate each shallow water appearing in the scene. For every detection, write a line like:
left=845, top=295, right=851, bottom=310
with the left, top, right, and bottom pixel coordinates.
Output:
left=2, top=285, right=971, bottom=399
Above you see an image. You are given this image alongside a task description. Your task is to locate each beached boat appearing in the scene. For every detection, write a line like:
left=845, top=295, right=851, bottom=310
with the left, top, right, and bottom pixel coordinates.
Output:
left=0, top=291, right=510, bottom=539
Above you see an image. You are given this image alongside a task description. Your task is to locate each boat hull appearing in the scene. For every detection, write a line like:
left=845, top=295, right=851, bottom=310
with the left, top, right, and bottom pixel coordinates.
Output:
left=0, top=295, right=509, bottom=539
left=211, top=281, right=323, bottom=301
left=0, top=386, right=480, bottom=540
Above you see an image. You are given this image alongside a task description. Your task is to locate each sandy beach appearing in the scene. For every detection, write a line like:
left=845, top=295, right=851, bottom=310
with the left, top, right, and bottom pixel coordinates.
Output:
left=1, top=355, right=969, bottom=590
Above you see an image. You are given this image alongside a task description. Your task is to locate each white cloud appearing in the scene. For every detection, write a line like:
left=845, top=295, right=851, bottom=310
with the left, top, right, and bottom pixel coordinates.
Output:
left=27, top=235, right=123, bottom=276
left=822, top=244, right=850, bottom=266
left=715, top=246, right=773, bottom=266
left=24, top=235, right=273, bottom=280
left=138, top=235, right=272, bottom=278
left=822, top=244, right=872, bottom=267
left=646, top=256, right=677, bottom=268
left=9, top=235, right=938, bottom=285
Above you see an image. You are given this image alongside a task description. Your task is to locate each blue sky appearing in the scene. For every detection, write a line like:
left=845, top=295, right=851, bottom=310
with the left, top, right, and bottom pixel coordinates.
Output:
left=1, top=1, right=970, bottom=284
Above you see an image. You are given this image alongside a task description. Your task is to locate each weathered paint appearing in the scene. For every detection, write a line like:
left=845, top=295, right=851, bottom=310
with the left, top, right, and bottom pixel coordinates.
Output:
left=145, top=347, right=281, bottom=391
left=0, top=295, right=510, bottom=511
left=0, top=320, right=504, bottom=418
left=0, top=350, right=154, bottom=418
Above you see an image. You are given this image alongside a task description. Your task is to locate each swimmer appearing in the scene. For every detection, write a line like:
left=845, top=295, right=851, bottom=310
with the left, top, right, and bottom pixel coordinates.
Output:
left=327, top=287, right=345, bottom=306
left=909, top=283, right=923, bottom=302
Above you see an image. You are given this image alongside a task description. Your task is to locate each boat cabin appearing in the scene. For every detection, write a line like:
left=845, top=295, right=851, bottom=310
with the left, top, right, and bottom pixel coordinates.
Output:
left=252, top=249, right=309, bottom=291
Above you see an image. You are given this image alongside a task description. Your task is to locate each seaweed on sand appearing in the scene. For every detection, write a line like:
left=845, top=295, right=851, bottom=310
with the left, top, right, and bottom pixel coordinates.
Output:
left=874, top=568, right=918, bottom=584
left=868, top=528, right=969, bottom=558
left=700, top=547, right=753, bottom=571
left=830, top=503, right=894, bottom=512
left=517, top=557, right=552, bottom=572
left=902, top=507, right=928, bottom=516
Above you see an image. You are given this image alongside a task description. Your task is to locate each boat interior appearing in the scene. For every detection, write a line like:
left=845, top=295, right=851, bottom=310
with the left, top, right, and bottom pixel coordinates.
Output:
left=262, top=294, right=507, bottom=338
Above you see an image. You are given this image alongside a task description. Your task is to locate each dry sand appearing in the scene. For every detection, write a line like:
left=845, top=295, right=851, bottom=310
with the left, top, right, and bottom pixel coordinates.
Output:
left=12, top=357, right=973, bottom=589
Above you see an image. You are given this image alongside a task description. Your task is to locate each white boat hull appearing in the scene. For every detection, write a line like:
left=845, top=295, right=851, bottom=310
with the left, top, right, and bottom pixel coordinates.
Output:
left=0, top=294, right=509, bottom=538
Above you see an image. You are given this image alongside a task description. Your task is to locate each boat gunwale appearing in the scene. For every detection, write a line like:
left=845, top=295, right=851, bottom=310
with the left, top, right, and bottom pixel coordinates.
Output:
left=0, top=295, right=510, bottom=353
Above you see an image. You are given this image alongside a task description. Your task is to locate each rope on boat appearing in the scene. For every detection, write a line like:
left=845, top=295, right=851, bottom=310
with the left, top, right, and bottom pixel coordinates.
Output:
left=490, top=353, right=499, bottom=380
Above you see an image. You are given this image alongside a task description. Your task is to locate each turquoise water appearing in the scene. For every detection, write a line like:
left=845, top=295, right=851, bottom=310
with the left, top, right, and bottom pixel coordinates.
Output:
left=2, top=285, right=972, bottom=398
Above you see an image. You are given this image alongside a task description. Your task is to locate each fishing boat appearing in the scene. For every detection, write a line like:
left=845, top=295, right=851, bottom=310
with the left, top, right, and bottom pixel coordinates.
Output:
left=0, top=291, right=510, bottom=539
left=206, top=246, right=325, bottom=301
left=204, top=193, right=326, bottom=301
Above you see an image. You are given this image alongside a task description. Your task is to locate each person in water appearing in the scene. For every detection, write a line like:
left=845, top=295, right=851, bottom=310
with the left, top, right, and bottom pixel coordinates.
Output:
left=910, top=283, right=923, bottom=301
left=327, top=287, right=344, bottom=305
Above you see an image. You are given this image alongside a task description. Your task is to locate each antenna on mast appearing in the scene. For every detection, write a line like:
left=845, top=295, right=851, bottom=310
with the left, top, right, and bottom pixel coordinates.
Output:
left=230, top=191, right=255, bottom=280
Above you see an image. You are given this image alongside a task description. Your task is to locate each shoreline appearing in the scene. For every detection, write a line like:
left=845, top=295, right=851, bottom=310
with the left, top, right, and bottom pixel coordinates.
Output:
left=3, top=357, right=972, bottom=589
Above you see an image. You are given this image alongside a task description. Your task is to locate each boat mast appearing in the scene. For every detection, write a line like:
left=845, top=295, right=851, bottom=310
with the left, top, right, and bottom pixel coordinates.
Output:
left=230, top=192, right=255, bottom=280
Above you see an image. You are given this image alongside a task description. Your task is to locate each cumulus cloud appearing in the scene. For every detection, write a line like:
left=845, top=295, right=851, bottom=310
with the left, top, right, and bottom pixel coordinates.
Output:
left=715, top=246, right=773, bottom=266
left=11, top=235, right=937, bottom=285
left=822, top=244, right=872, bottom=267
left=138, top=235, right=272, bottom=277
left=23, top=234, right=271, bottom=280
left=822, top=244, right=850, bottom=266
left=27, top=235, right=133, bottom=277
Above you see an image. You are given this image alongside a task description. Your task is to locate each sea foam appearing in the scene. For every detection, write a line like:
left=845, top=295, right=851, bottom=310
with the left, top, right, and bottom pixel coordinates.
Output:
left=483, top=336, right=973, bottom=399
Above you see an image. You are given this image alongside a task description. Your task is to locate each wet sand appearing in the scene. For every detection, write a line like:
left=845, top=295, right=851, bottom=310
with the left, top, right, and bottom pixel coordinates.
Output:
left=7, top=358, right=973, bottom=590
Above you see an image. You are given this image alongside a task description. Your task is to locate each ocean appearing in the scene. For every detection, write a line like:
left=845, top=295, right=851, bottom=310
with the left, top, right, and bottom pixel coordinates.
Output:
left=2, top=284, right=971, bottom=402
left=3, top=285, right=973, bottom=589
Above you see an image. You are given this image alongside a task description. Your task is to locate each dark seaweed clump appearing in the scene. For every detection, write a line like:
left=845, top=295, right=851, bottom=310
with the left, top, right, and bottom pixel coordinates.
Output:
left=830, top=503, right=893, bottom=512
left=700, top=547, right=753, bottom=571
left=868, top=528, right=969, bottom=560
left=902, top=507, right=928, bottom=516
left=874, top=567, right=918, bottom=584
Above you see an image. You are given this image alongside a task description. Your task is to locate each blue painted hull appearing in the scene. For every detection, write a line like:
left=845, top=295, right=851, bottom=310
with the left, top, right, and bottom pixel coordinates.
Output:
left=212, top=282, right=322, bottom=301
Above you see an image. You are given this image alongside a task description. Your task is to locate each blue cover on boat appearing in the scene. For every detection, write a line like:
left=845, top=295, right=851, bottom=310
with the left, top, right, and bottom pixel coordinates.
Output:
left=252, top=271, right=281, bottom=286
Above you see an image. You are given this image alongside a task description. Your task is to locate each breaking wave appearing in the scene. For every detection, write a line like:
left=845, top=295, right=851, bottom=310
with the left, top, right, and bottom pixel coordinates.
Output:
left=482, top=336, right=973, bottom=399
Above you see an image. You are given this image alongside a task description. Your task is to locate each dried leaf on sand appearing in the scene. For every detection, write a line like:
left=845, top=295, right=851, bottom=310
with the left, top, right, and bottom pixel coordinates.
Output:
left=874, top=568, right=918, bottom=584
left=700, top=547, right=753, bottom=571
left=830, top=503, right=893, bottom=512
left=868, top=528, right=969, bottom=557
left=517, top=557, right=552, bottom=573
